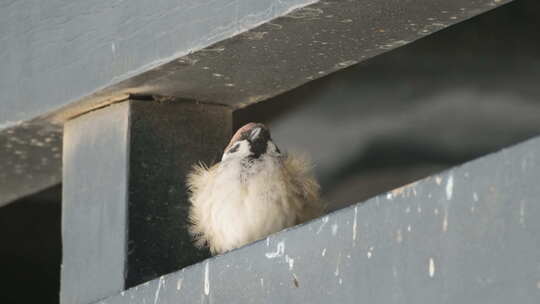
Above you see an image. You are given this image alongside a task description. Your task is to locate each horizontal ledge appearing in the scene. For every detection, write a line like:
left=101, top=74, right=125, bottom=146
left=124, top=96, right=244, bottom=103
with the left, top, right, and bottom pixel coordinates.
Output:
left=2, top=0, right=512, bottom=127
left=96, top=135, right=540, bottom=304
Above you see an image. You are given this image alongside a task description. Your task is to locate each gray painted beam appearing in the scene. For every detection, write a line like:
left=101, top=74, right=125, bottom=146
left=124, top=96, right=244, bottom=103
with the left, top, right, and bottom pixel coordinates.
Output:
left=42, top=0, right=515, bottom=120
left=61, top=100, right=231, bottom=304
left=0, top=0, right=314, bottom=126
left=0, top=0, right=513, bottom=206
left=96, top=135, right=540, bottom=303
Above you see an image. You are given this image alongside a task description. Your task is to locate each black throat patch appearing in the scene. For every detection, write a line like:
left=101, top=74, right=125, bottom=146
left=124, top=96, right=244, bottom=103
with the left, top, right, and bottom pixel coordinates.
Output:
left=239, top=126, right=270, bottom=159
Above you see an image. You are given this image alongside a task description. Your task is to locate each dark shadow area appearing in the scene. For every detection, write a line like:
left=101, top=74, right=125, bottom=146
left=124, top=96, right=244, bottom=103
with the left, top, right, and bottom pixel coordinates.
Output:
left=0, top=185, right=61, bottom=304
left=237, top=0, right=540, bottom=209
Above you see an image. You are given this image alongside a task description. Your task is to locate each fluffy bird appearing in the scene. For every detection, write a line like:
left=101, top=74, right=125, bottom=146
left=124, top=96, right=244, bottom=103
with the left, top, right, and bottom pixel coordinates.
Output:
left=187, top=122, right=324, bottom=255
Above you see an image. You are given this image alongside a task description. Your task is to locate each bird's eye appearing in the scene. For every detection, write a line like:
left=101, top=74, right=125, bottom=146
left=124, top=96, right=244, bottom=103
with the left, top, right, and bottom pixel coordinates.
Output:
left=228, top=143, right=240, bottom=153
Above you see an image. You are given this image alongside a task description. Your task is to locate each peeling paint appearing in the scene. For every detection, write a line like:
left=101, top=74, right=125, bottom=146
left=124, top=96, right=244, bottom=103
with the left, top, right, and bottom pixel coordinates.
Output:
left=204, top=261, right=210, bottom=296
left=285, top=255, right=295, bottom=270
left=316, top=216, right=329, bottom=234
left=429, top=258, right=436, bottom=278
left=367, top=246, right=374, bottom=259
left=265, top=241, right=285, bottom=258
left=154, top=276, right=164, bottom=304
left=331, top=223, right=339, bottom=236
left=176, top=278, right=183, bottom=291
left=352, top=206, right=358, bottom=246
left=443, top=209, right=449, bottom=232
left=335, top=253, right=341, bottom=276
left=446, top=174, right=454, bottom=200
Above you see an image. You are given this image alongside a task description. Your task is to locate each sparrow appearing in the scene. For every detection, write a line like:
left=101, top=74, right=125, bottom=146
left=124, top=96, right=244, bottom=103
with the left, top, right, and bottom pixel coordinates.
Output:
left=187, top=122, right=324, bottom=255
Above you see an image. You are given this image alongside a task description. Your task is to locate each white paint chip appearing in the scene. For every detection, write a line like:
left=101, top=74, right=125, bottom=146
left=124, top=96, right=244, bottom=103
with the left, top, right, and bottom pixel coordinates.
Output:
left=367, top=246, right=374, bottom=259
left=446, top=175, right=454, bottom=200
left=316, top=216, right=329, bottom=234
left=331, top=223, right=339, bottom=236
left=334, top=253, right=341, bottom=276
left=176, top=278, right=183, bottom=291
left=443, top=209, right=449, bottom=232
left=154, top=276, right=164, bottom=304
left=265, top=241, right=285, bottom=258
left=352, top=207, right=358, bottom=246
left=321, top=248, right=327, bottom=256
left=285, top=255, right=295, bottom=270
left=204, top=261, right=210, bottom=296
left=429, top=258, right=436, bottom=277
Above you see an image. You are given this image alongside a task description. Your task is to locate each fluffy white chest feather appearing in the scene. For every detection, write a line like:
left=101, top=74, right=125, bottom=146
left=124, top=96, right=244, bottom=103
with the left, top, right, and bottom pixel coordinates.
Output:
left=206, top=158, right=295, bottom=253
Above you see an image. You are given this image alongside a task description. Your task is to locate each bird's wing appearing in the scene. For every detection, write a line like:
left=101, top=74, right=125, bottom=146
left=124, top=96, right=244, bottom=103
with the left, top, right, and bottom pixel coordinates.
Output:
left=283, top=152, right=326, bottom=223
left=186, top=162, right=218, bottom=248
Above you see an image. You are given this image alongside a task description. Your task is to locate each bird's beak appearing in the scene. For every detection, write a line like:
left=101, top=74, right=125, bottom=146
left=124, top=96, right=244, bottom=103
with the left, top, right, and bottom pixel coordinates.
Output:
left=249, top=126, right=262, bottom=141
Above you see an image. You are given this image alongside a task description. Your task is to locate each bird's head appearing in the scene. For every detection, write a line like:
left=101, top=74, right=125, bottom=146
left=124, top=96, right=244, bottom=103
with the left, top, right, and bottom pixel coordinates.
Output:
left=222, top=122, right=281, bottom=162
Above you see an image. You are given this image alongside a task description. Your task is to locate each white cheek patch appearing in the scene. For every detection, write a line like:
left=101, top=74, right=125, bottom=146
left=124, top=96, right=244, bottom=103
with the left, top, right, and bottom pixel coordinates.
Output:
left=266, top=141, right=280, bottom=155
left=222, top=140, right=251, bottom=161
